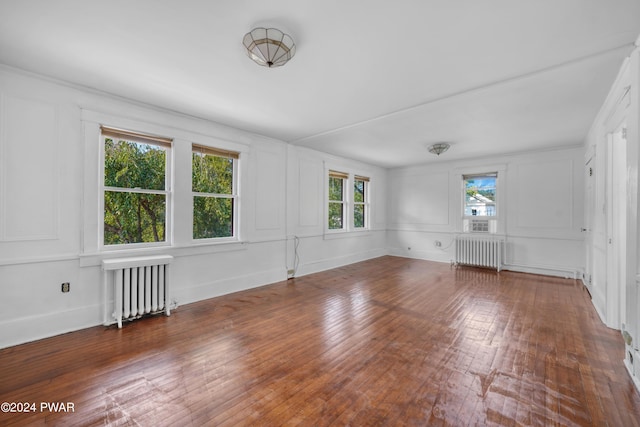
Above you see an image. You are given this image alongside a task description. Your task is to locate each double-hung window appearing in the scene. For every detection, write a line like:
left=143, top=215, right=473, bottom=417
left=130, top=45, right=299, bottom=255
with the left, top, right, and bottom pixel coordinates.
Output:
left=353, top=176, right=369, bottom=229
left=463, top=172, right=497, bottom=233
left=101, top=126, right=172, bottom=246
left=192, top=144, right=239, bottom=240
left=327, top=170, right=370, bottom=232
left=328, top=170, right=347, bottom=230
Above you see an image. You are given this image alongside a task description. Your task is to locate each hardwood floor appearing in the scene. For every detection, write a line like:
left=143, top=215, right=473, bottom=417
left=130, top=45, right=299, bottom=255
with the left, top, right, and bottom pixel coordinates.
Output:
left=1, top=256, right=639, bottom=426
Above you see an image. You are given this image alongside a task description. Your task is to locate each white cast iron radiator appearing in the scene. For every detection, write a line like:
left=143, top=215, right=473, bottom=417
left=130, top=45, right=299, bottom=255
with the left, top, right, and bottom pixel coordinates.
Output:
left=455, top=236, right=504, bottom=272
left=102, top=255, right=173, bottom=328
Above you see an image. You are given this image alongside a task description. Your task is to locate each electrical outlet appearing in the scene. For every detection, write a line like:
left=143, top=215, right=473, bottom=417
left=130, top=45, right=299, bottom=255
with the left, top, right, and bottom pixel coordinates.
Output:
left=61, top=282, right=70, bottom=293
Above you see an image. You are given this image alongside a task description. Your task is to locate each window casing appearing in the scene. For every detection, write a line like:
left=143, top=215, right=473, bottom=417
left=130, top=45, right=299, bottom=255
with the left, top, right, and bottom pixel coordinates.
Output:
left=463, top=173, right=497, bottom=217
left=462, top=172, right=498, bottom=233
left=101, top=126, right=172, bottom=247
left=192, top=144, right=239, bottom=240
left=327, top=170, right=370, bottom=232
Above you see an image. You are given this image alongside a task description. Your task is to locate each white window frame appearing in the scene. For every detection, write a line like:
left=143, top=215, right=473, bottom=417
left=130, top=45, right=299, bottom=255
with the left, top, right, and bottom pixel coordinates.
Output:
left=326, top=168, right=371, bottom=234
left=353, top=175, right=370, bottom=230
left=327, top=170, right=348, bottom=232
left=461, top=171, right=500, bottom=234
left=191, top=144, right=239, bottom=243
left=99, top=127, right=173, bottom=250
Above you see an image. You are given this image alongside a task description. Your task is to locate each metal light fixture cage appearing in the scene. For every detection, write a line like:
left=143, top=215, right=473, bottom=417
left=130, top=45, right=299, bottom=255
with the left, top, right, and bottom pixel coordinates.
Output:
left=428, top=143, right=450, bottom=156
left=243, top=27, right=296, bottom=68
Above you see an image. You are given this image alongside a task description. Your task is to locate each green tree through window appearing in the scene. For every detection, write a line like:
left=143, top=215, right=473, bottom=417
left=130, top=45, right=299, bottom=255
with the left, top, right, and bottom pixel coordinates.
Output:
left=354, top=176, right=368, bottom=228
left=328, top=171, right=346, bottom=230
left=192, top=145, right=238, bottom=239
left=103, top=135, right=169, bottom=245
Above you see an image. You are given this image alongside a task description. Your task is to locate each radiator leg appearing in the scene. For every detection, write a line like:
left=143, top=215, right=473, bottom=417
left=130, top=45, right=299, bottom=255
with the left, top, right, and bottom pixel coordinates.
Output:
left=103, top=269, right=109, bottom=326
left=165, top=264, right=171, bottom=317
left=115, top=270, right=123, bottom=329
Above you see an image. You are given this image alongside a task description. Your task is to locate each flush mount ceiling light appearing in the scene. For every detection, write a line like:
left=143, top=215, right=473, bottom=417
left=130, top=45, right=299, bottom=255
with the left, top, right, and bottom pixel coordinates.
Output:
left=428, top=143, right=450, bottom=156
left=243, top=27, right=296, bottom=68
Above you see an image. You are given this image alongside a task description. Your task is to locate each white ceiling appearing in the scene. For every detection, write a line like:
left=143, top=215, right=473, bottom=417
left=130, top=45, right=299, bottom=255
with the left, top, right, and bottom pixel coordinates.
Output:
left=1, top=1, right=639, bottom=168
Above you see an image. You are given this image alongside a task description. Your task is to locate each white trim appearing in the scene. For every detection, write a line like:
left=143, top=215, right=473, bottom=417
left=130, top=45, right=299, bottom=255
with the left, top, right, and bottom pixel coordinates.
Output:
left=172, top=267, right=287, bottom=307
left=624, top=360, right=640, bottom=393
left=324, top=162, right=372, bottom=235
left=323, top=230, right=372, bottom=240
left=191, top=151, right=239, bottom=243
left=81, top=109, right=251, bottom=155
left=79, top=240, right=249, bottom=267
left=0, top=304, right=103, bottom=350
left=0, top=253, right=79, bottom=266
left=502, top=262, right=580, bottom=279
left=294, top=248, right=388, bottom=278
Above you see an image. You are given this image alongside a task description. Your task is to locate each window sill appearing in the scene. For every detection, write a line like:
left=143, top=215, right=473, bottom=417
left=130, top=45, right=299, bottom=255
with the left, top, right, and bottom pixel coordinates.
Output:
left=80, top=240, right=248, bottom=267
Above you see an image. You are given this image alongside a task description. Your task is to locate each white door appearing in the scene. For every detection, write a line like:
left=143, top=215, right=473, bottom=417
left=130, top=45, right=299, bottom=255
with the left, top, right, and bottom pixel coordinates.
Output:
left=584, top=150, right=595, bottom=291
left=605, top=123, right=627, bottom=329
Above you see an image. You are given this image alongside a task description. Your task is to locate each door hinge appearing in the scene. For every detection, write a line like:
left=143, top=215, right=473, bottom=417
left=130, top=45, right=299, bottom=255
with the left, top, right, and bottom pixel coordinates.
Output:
left=622, top=127, right=627, bottom=140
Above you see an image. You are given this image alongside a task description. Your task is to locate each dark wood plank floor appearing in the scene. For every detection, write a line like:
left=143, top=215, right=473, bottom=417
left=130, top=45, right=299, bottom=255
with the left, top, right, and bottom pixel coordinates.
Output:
left=1, top=256, right=639, bottom=426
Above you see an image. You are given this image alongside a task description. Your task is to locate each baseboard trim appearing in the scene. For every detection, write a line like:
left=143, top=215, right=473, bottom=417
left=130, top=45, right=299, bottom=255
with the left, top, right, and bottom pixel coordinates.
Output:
left=387, top=247, right=451, bottom=264
left=0, top=304, right=103, bottom=350
left=295, top=248, right=388, bottom=278
left=172, top=267, right=287, bottom=307
left=502, top=263, right=580, bottom=279
left=624, top=359, right=640, bottom=393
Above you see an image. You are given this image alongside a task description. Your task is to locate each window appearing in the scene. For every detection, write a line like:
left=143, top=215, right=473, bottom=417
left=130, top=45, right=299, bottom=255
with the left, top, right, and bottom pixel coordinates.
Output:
left=462, top=172, right=498, bottom=233
left=101, top=126, right=172, bottom=246
left=328, top=170, right=347, bottom=230
left=192, top=144, right=238, bottom=240
left=353, top=176, right=369, bottom=228
left=464, top=173, right=497, bottom=217
left=327, top=170, right=370, bottom=232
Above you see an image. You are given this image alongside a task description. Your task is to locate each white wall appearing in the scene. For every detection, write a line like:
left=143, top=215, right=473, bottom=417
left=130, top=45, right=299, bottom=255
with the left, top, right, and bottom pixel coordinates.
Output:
left=0, top=66, right=388, bottom=349
left=583, top=41, right=639, bottom=387
left=285, top=145, right=388, bottom=277
left=387, top=148, right=585, bottom=278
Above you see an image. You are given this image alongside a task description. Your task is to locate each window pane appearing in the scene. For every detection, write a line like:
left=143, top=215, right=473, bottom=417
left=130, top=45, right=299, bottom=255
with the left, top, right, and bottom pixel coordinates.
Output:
left=104, top=191, right=166, bottom=244
left=354, top=204, right=365, bottom=228
left=354, top=179, right=365, bottom=203
left=464, top=176, right=496, bottom=216
left=193, top=196, right=233, bottom=239
left=104, top=138, right=166, bottom=190
left=329, top=177, right=344, bottom=201
left=192, top=152, right=233, bottom=194
left=328, top=202, right=344, bottom=229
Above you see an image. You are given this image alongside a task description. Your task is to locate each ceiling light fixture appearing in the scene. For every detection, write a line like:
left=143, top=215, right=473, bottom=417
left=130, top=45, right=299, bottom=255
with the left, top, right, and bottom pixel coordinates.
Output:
left=428, top=143, right=450, bottom=156
left=243, top=27, right=296, bottom=68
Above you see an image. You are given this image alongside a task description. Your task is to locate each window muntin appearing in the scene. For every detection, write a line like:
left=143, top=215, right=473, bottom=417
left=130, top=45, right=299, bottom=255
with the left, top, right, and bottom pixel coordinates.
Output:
left=353, top=176, right=369, bottom=229
left=464, top=173, right=497, bottom=217
left=192, top=144, right=238, bottom=240
left=328, top=171, right=346, bottom=230
left=102, top=128, right=171, bottom=246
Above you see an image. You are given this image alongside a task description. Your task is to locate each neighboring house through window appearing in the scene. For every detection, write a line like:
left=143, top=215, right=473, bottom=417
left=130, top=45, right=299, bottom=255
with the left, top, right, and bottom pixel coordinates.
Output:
left=463, top=172, right=498, bottom=233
